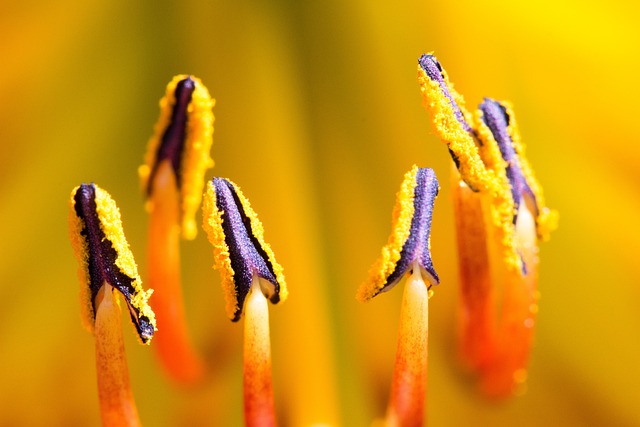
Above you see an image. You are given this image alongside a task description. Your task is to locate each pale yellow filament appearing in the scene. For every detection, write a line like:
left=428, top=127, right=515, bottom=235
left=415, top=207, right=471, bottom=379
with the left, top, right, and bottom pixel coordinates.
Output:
left=243, top=275, right=277, bottom=427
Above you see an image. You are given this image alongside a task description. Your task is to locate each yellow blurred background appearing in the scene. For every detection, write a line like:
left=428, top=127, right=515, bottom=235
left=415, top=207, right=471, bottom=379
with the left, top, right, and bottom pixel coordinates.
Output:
left=1, top=0, right=639, bottom=425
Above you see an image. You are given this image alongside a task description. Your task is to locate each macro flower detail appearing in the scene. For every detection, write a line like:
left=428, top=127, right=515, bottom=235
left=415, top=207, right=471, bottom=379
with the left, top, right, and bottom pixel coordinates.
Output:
left=60, top=50, right=561, bottom=425
left=139, top=74, right=215, bottom=384
left=475, top=98, right=557, bottom=240
left=357, top=165, right=440, bottom=302
left=417, top=54, right=489, bottom=192
left=69, top=183, right=156, bottom=426
left=418, top=55, right=474, bottom=136
left=139, top=74, right=215, bottom=241
left=68, top=183, right=156, bottom=344
left=418, top=52, right=558, bottom=397
left=358, top=165, right=440, bottom=427
left=202, top=177, right=287, bottom=322
left=203, top=177, right=287, bottom=426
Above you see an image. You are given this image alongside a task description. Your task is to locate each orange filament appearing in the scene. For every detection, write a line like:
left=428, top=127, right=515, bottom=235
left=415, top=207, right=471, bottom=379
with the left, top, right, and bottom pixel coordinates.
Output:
left=385, top=262, right=429, bottom=427
left=453, top=173, right=495, bottom=372
left=454, top=169, right=539, bottom=398
left=148, top=160, right=204, bottom=384
left=94, top=284, right=141, bottom=427
left=479, top=201, right=539, bottom=398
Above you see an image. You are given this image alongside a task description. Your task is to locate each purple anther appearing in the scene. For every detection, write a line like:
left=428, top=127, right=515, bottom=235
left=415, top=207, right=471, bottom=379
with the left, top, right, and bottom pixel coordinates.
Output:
left=379, top=168, right=440, bottom=295
left=213, top=178, right=283, bottom=322
left=74, top=184, right=155, bottom=342
left=419, top=54, right=473, bottom=134
left=479, top=98, right=539, bottom=223
left=146, top=76, right=195, bottom=195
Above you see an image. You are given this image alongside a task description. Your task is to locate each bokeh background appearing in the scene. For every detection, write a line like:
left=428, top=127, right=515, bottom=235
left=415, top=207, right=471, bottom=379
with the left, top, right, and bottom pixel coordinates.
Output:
left=1, top=0, right=639, bottom=425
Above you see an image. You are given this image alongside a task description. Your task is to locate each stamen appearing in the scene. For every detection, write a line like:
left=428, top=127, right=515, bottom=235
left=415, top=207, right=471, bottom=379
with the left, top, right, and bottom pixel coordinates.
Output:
left=357, top=165, right=440, bottom=302
left=475, top=98, right=558, bottom=240
left=418, top=54, right=473, bottom=134
left=146, top=161, right=205, bottom=384
left=417, top=53, right=492, bottom=192
left=139, top=74, right=215, bottom=241
left=145, top=76, right=194, bottom=194
left=357, top=166, right=440, bottom=426
left=474, top=102, right=547, bottom=395
left=139, top=75, right=214, bottom=384
left=202, top=177, right=285, bottom=425
left=68, top=183, right=155, bottom=426
left=202, top=177, right=287, bottom=321
left=69, top=183, right=156, bottom=343
left=478, top=98, right=537, bottom=223
left=418, top=53, right=557, bottom=397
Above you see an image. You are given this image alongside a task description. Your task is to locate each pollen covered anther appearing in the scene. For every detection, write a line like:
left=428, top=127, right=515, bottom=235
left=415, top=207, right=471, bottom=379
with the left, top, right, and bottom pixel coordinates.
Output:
left=202, top=177, right=287, bottom=322
left=476, top=98, right=557, bottom=241
left=357, top=165, right=440, bottom=302
left=418, top=53, right=493, bottom=193
left=68, top=183, right=154, bottom=426
left=139, top=74, right=215, bottom=240
left=418, top=54, right=474, bottom=134
left=418, top=52, right=558, bottom=398
left=68, top=183, right=156, bottom=344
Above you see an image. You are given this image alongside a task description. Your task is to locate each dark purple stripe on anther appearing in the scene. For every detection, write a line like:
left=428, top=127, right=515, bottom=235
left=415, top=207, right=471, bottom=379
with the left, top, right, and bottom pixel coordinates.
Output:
left=147, top=76, right=195, bottom=195
left=213, top=178, right=282, bottom=322
left=382, top=168, right=440, bottom=293
left=479, top=98, right=539, bottom=223
left=418, top=54, right=473, bottom=134
left=74, top=184, right=155, bottom=342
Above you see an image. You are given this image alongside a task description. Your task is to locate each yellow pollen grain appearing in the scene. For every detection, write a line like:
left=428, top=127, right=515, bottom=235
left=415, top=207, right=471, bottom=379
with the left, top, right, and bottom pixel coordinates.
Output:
left=356, top=165, right=419, bottom=302
left=139, top=74, right=215, bottom=240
